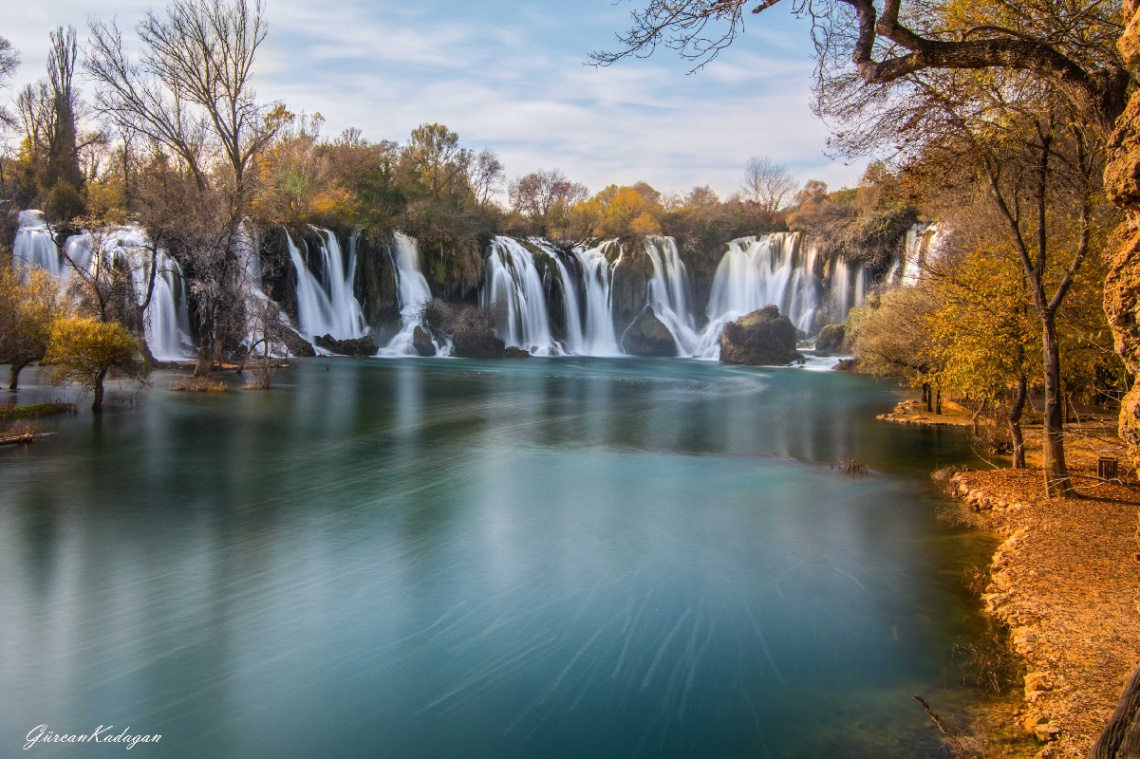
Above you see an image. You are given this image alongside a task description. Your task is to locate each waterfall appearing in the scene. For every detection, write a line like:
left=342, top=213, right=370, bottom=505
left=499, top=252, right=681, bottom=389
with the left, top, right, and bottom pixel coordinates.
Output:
left=571, top=241, right=621, bottom=356
left=704, top=233, right=822, bottom=340
left=285, top=227, right=367, bottom=340
left=13, top=211, right=65, bottom=277
left=643, top=237, right=702, bottom=355
left=531, top=239, right=585, bottom=354
left=897, top=223, right=943, bottom=285
left=60, top=226, right=195, bottom=361
left=380, top=232, right=450, bottom=356
left=482, top=237, right=554, bottom=355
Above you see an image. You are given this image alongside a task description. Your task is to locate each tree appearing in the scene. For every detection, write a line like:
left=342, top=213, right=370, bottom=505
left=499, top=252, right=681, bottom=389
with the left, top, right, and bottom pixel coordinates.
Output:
left=742, top=155, right=798, bottom=212
left=509, top=169, right=589, bottom=236
left=471, top=149, right=505, bottom=208
left=0, top=267, right=62, bottom=390
left=44, top=317, right=149, bottom=412
left=0, top=36, right=20, bottom=131
left=87, top=0, right=287, bottom=376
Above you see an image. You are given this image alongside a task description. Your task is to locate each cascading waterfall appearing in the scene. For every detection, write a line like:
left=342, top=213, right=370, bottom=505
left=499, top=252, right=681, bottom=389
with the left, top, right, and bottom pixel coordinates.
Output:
left=895, top=223, right=943, bottom=285
left=284, top=227, right=367, bottom=340
left=704, top=234, right=822, bottom=342
left=570, top=241, right=621, bottom=356
left=642, top=237, right=702, bottom=355
left=13, top=211, right=65, bottom=277
left=381, top=232, right=449, bottom=356
left=531, top=239, right=585, bottom=354
left=482, top=237, right=554, bottom=355
left=60, top=226, right=195, bottom=361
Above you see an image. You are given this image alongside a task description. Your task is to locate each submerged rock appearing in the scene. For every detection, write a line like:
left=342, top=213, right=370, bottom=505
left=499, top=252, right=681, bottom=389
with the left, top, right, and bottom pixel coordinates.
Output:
left=503, top=347, right=531, bottom=359
left=814, top=324, right=846, bottom=355
left=621, top=308, right=678, bottom=357
left=719, top=306, right=803, bottom=366
left=412, top=326, right=436, bottom=357
left=314, top=334, right=378, bottom=357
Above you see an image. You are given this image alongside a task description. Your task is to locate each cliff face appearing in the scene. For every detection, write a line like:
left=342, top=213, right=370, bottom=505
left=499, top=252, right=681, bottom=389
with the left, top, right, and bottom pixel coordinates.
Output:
left=1105, top=0, right=1140, bottom=469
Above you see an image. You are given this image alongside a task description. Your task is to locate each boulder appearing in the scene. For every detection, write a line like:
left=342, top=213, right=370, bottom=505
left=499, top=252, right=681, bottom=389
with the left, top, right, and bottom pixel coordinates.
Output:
left=719, top=306, right=803, bottom=366
left=314, top=334, right=378, bottom=357
left=621, top=308, right=678, bottom=357
left=282, top=327, right=316, bottom=358
left=452, top=323, right=507, bottom=359
left=814, top=324, right=846, bottom=355
left=412, top=326, right=436, bottom=357
left=504, top=347, right=531, bottom=359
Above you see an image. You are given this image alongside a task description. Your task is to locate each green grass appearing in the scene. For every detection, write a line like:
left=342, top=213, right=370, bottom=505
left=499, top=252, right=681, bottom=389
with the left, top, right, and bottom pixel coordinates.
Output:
left=0, top=402, right=75, bottom=419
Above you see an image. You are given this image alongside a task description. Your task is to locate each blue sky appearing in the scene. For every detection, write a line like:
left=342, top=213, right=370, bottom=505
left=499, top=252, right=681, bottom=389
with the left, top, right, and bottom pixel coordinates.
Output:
left=4, top=0, right=867, bottom=199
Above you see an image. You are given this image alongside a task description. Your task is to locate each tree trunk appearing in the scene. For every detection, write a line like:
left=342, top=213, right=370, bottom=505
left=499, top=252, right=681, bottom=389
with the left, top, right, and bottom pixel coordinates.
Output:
left=92, top=369, right=107, bottom=413
left=193, top=331, right=213, bottom=378
left=924, top=383, right=932, bottom=412
left=935, top=388, right=942, bottom=415
left=8, top=359, right=31, bottom=391
left=1090, top=660, right=1140, bottom=758
left=972, top=399, right=987, bottom=436
left=1009, top=373, right=1028, bottom=469
left=1042, top=314, right=1075, bottom=496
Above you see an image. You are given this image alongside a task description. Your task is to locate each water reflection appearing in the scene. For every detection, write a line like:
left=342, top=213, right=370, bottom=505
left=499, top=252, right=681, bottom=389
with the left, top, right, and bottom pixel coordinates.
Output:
left=0, top=358, right=987, bottom=758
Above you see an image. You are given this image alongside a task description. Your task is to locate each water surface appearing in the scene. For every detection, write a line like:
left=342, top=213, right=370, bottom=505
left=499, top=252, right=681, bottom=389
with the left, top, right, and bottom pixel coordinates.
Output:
left=0, top=359, right=990, bottom=758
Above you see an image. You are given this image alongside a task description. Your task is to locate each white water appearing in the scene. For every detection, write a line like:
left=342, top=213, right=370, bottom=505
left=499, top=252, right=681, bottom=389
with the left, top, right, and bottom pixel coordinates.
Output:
left=896, top=223, right=943, bottom=285
left=12, top=211, right=65, bottom=277
left=380, top=232, right=450, bottom=357
left=642, top=237, right=703, bottom=355
left=570, top=241, right=621, bottom=356
left=285, top=227, right=367, bottom=340
left=482, top=237, right=555, bottom=355
left=531, top=239, right=585, bottom=354
left=60, top=226, right=195, bottom=361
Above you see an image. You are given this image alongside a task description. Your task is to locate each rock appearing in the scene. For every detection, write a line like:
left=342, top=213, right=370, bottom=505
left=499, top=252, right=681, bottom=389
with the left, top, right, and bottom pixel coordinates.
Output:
left=452, top=322, right=507, bottom=359
left=833, top=358, right=858, bottom=371
left=719, top=306, right=804, bottom=366
left=412, top=326, right=436, bottom=357
left=314, top=334, right=378, bottom=357
left=503, top=347, right=531, bottom=359
left=1034, top=723, right=1061, bottom=743
left=621, top=308, right=678, bottom=357
left=281, top=327, right=316, bottom=357
left=814, top=323, right=846, bottom=355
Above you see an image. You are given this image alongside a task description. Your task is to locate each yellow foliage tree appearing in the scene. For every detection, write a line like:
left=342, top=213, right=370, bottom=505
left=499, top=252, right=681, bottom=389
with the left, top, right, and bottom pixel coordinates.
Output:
left=44, top=317, right=150, bottom=412
left=0, top=266, right=63, bottom=390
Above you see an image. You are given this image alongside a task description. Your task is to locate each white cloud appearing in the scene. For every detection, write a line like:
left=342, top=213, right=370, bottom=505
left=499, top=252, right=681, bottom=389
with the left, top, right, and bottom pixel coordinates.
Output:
left=2, top=0, right=865, bottom=196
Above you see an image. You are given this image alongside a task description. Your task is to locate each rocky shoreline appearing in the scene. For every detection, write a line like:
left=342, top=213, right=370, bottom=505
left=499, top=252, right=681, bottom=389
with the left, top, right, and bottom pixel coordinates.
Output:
left=947, top=466, right=1140, bottom=758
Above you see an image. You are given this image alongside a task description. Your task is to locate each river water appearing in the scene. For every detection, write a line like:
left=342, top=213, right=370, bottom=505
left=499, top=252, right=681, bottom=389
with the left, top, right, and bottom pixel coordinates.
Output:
left=0, top=358, right=992, bottom=758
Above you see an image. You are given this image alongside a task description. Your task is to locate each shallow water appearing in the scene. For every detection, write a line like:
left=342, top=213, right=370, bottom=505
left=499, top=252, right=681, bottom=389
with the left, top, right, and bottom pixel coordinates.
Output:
left=0, top=359, right=991, bottom=758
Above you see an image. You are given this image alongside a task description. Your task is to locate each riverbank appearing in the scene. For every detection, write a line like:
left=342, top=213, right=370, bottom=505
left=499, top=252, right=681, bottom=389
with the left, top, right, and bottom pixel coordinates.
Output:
left=944, top=425, right=1139, bottom=757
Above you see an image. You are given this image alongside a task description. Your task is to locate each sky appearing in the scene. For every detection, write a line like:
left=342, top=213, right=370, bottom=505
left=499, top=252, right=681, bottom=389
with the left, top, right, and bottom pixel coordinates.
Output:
left=2, top=0, right=867, bottom=200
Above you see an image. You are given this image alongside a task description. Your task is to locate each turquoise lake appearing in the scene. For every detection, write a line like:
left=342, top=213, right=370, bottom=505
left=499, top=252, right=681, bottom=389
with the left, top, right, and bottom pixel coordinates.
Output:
left=0, top=358, right=992, bottom=758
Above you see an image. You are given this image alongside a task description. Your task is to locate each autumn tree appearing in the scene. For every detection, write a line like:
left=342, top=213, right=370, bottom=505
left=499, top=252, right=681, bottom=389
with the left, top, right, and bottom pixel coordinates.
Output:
left=44, top=317, right=149, bottom=412
left=0, top=267, right=62, bottom=390
left=509, top=169, right=589, bottom=237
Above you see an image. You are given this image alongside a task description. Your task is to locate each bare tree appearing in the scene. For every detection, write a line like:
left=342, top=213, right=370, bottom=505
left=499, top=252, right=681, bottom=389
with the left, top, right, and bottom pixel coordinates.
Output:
left=742, top=156, right=798, bottom=212
left=0, top=37, right=21, bottom=131
left=87, top=0, right=286, bottom=376
left=471, top=149, right=505, bottom=207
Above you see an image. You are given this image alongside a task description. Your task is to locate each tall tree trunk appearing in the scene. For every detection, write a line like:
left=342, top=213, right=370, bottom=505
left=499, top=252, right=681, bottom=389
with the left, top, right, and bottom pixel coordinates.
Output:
left=92, top=369, right=107, bottom=413
left=1042, top=314, right=1074, bottom=496
left=1009, top=373, right=1028, bottom=469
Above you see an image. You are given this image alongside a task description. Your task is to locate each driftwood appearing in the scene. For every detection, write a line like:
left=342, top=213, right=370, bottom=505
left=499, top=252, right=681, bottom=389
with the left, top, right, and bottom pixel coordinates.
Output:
left=0, top=433, right=35, bottom=446
left=1089, top=662, right=1140, bottom=758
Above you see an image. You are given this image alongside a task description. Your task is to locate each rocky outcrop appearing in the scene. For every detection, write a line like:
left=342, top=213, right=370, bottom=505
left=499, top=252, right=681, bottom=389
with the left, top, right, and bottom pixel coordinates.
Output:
left=621, top=308, right=677, bottom=357
left=814, top=323, right=846, bottom=355
left=719, top=306, right=803, bottom=366
left=412, top=326, right=436, bottom=357
left=281, top=327, right=316, bottom=358
left=1105, top=1, right=1140, bottom=470
left=314, top=334, right=378, bottom=357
